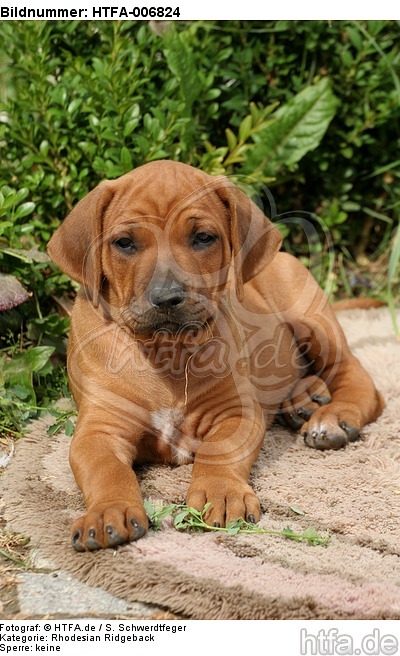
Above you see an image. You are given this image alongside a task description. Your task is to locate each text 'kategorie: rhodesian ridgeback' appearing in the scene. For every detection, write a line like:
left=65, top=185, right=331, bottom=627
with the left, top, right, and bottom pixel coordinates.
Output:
left=47, top=161, right=384, bottom=552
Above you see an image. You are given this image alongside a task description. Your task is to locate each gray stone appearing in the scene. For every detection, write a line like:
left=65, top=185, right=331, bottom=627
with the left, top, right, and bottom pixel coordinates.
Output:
left=16, top=571, right=156, bottom=618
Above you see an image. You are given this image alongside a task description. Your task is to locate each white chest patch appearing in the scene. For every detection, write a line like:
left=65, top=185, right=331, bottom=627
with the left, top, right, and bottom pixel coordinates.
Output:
left=150, top=407, right=184, bottom=443
left=150, top=407, right=193, bottom=464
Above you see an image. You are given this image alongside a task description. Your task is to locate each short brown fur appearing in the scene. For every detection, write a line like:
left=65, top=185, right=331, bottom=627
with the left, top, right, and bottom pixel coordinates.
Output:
left=48, top=161, right=384, bottom=551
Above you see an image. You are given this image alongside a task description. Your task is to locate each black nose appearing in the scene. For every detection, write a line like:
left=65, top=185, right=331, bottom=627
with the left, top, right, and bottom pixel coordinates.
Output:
left=149, top=285, right=185, bottom=310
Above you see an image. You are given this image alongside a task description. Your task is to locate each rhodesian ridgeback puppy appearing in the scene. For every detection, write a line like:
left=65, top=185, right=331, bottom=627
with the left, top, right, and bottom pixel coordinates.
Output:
left=48, top=161, right=384, bottom=551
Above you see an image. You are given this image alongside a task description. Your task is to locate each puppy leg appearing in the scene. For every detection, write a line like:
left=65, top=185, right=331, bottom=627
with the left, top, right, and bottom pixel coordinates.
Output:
left=301, top=356, right=384, bottom=450
left=292, top=308, right=384, bottom=450
left=69, top=412, right=148, bottom=552
left=279, top=374, right=331, bottom=430
left=187, top=407, right=264, bottom=527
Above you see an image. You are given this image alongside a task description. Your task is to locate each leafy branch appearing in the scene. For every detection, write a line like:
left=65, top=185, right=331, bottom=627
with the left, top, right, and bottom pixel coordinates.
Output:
left=144, top=500, right=330, bottom=547
left=47, top=406, right=77, bottom=437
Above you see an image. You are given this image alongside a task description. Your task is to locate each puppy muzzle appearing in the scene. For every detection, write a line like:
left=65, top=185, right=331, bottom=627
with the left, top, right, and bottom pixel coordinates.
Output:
left=122, top=288, right=216, bottom=335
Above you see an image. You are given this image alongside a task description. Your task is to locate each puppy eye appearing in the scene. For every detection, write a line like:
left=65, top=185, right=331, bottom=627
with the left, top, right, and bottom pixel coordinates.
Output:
left=113, top=237, right=136, bottom=252
left=192, top=232, right=218, bottom=249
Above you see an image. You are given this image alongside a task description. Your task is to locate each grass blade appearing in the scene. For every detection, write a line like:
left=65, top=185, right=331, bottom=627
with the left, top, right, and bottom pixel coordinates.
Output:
left=387, top=221, right=400, bottom=338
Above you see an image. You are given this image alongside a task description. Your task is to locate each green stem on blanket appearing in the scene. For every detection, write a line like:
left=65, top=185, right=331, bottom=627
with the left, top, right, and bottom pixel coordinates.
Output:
left=144, top=500, right=330, bottom=547
left=0, top=548, right=30, bottom=568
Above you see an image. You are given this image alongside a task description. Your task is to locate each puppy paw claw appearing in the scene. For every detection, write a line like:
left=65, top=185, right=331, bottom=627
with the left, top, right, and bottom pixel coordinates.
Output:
left=130, top=519, right=146, bottom=541
left=340, top=421, right=360, bottom=443
left=72, top=530, right=86, bottom=553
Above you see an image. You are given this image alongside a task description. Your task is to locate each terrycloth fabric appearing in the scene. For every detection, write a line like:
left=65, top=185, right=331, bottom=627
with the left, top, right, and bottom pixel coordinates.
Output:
left=2, top=308, right=400, bottom=619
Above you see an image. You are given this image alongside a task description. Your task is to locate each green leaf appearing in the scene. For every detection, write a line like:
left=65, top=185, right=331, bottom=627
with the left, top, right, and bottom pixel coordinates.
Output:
left=14, top=202, right=35, bottom=220
left=11, top=384, right=31, bottom=400
left=185, top=506, right=203, bottom=521
left=65, top=418, right=75, bottom=437
left=27, top=313, right=70, bottom=339
left=0, top=221, right=13, bottom=235
left=21, top=346, right=55, bottom=373
left=51, top=85, right=67, bottom=106
left=39, top=140, right=50, bottom=155
left=4, top=346, right=54, bottom=380
left=5, top=373, right=35, bottom=405
left=143, top=499, right=156, bottom=518
left=144, top=501, right=180, bottom=530
left=158, top=504, right=180, bottom=520
left=67, top=98, right=83, bottom=115
left=226, top=519, right=243, bottom=535
left=14, top=188, right=30, bottom=204
left=340, top=50, right=353, bottom=68
left=200, top=502, right=212, bottom=517
left=2, top=346, right=55, bottom=406
left=342, top=201, right=361, bottom=212
left=362, top=207, right=392, bottom=223
left=92, top=57, right=106, bottom=78
left=204, top=88, right=221, bottom=101
left=120, top=147, right=133, bottom=172
left=301, top=527, right=330, bottom=546
left=217, top=47, right=233, bottom=61
left=249, top=102, right=259, bottom=124
left=302, top=527, right=318, bottom=539
left=387, top=224, right=400, bottom=336
left=225, top=128, right=237, bottom=152
left=282, top=526, right=297, bottom=538
left=48, top=422, right=61, bottom=436
left=243, top=78, right=338, bottom=177
left=281, top=525, right=330, bottom=546
left=123, top=119, right=140, bottom=137
left=126, top=103, right=140, bottom=120
left=388, top=222, right=400, bottom=285
left=289, top=505, right=305, bottom=516
left=346, top=27, right=363, bottom=51
left=173, top=510, right=190, bottom=528
left=239, top=115, right=253, bottom=143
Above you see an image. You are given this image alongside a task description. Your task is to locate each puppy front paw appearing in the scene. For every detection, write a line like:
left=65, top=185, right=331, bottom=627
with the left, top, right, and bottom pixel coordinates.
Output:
left=302, top=403, right=361, bottom=450
left=71, top=501, right=148, bottom=552
left=187, top=477, right=260, bottom=528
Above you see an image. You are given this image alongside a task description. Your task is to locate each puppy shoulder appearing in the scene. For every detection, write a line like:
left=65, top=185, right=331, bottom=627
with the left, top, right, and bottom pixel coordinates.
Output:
left=70, top=288, right=106, bottom=334
left=248, top=251, right=328, bottom=315
left=257, top=251, right=310, bottom=287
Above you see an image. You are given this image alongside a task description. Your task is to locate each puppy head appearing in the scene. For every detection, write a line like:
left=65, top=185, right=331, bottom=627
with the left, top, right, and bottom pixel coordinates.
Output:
left=48, top=161, right=281, bottom=334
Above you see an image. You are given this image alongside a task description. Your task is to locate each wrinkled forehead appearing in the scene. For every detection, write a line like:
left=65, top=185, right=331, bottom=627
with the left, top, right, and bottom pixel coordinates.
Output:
left=104, top=163, right=227, bottom=228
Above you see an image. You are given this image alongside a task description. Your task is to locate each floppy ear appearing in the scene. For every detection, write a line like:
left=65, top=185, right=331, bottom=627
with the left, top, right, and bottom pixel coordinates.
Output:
left=216, top=181, right=282, bottom=301
left=47, top=181, right=114, bottom=307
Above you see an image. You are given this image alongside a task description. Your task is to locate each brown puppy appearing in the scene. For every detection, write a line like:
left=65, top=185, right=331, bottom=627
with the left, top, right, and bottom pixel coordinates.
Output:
left=48, top=161, right=384, bottom=552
